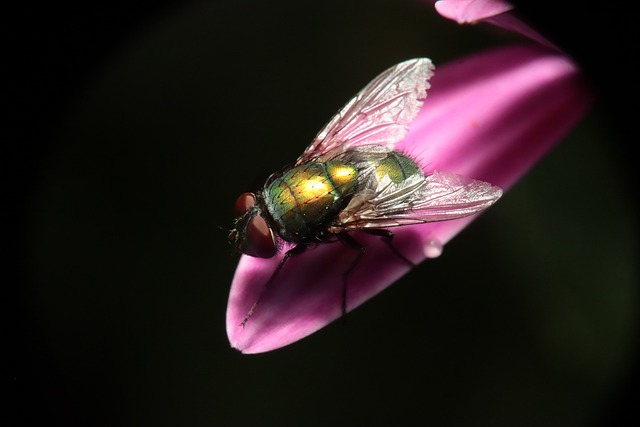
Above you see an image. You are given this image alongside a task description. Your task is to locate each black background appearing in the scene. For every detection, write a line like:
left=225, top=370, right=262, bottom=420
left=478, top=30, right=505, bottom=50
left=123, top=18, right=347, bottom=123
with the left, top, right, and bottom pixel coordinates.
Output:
left=6, top=1, right=638, bottom=426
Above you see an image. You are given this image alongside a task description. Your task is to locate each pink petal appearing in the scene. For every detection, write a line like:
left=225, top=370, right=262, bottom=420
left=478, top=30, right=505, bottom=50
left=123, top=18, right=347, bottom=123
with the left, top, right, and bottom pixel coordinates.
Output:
left=434, top=0, right=513, bottom=23
left=398, top=44, right=591, bottom=244
left=227, top=44, right=591, bottom=354
left=434, top=0, right=554, bottom=48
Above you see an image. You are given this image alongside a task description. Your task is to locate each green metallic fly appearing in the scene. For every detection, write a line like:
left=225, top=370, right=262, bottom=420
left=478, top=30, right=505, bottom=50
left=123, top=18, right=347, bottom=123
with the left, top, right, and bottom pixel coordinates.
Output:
left=229, top=58, right=502, bottom=326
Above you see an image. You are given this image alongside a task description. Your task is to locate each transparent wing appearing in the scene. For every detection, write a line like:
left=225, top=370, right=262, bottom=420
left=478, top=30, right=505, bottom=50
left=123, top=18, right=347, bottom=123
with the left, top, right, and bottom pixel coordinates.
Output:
left=333, top=171, right=503, bottom=231
left=296, top=58, right=435, bottom=165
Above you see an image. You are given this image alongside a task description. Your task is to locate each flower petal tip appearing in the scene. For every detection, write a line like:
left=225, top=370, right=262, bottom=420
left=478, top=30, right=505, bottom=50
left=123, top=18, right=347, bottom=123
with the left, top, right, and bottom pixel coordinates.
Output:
left=435, top=0, right=513, bottom=24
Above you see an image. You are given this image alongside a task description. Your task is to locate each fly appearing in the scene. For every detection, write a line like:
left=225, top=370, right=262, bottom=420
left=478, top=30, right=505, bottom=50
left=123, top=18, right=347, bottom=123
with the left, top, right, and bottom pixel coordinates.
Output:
left=228, top=58, right=502, bottom=326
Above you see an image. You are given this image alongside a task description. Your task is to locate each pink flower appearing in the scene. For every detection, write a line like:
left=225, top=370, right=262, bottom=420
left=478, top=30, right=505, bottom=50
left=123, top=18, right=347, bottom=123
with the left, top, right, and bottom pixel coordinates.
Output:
left=434, top=0, right=553, bottom=48
left=226, top=0, right=592, bottom=353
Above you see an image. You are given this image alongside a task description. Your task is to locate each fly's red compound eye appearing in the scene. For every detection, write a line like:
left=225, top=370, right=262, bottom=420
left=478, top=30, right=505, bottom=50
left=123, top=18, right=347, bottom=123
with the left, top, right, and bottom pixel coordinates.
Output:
left=234, top=192, right=256, bottom=216
left=243, top=215, right=277, bottom=258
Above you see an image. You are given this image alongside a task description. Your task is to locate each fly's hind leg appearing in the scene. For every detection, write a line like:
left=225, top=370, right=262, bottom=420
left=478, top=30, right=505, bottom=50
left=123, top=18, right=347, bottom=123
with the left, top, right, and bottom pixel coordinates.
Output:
left=336, top=230, right=413, bottom=319
left=336, top=233, right=366, bottom=318
left=363, top=229, right=415, bottom=268
left=240, top=244, right=308, bottom=328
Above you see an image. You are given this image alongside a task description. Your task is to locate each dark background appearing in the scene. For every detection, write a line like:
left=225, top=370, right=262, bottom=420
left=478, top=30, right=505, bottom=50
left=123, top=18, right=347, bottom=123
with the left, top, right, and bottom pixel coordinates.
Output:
left=6, top=1, right=638, bottom=426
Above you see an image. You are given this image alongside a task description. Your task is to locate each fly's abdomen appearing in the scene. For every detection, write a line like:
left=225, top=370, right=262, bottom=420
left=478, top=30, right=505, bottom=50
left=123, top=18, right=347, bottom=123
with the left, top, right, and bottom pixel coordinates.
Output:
left=372, top=151, right=422, bottom=184
left=263, top=161, right=358, bottom=242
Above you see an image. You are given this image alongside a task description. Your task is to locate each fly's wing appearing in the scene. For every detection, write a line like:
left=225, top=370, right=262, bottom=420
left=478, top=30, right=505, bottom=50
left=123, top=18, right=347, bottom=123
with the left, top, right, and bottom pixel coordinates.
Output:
left=296, top=58, right=435, bottom=165
left=334, top=171, right=503, bottom=231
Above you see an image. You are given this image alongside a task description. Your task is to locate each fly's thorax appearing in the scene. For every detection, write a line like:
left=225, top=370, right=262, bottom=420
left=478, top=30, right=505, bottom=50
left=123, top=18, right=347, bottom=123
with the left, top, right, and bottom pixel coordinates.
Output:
left=262, top=161, right=358, bottom=242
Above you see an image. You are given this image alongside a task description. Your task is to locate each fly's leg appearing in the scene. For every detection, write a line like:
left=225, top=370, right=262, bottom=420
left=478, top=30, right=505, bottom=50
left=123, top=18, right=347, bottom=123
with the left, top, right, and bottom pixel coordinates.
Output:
left=240, top=244, right=308, bottom=328
left=336, top=230, right=413, bottom=318
left=363, top=229, right=414, bottom=268
left=337, top=233, right=366, bottom=317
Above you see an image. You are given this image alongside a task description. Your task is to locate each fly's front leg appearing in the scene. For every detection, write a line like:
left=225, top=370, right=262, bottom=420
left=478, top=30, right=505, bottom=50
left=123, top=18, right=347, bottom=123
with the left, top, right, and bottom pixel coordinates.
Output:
left=363, top=229, right=414, bottom=268
left=240, top=244, right=308, bottom=328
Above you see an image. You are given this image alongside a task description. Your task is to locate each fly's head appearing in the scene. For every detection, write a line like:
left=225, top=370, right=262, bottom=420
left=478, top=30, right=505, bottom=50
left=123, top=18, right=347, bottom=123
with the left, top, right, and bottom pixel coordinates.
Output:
left=229, top=192, right=277, bottom=258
